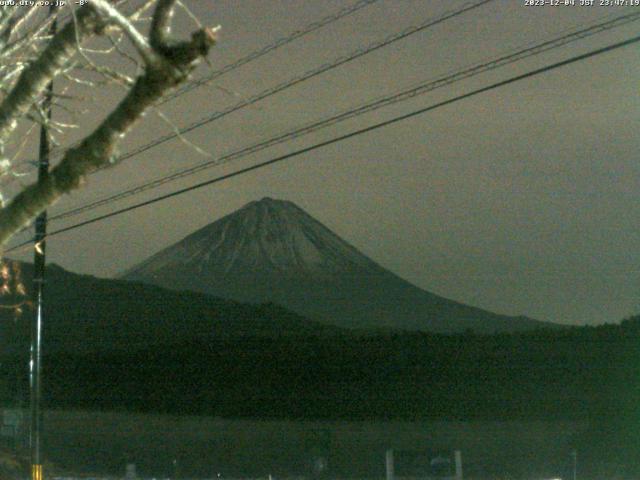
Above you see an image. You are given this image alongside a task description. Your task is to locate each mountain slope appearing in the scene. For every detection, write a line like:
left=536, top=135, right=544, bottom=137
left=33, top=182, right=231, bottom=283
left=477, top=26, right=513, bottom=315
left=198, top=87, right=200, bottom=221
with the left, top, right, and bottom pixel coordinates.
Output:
left=122, top=197, right=552, bottom=333
left=0, top=260, right=339, bottom=355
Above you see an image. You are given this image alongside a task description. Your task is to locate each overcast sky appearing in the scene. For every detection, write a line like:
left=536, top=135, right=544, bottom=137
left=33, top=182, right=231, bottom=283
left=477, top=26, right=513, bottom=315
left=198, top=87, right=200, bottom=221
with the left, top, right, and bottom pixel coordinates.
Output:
left=7, top=0, right=640, bottom=326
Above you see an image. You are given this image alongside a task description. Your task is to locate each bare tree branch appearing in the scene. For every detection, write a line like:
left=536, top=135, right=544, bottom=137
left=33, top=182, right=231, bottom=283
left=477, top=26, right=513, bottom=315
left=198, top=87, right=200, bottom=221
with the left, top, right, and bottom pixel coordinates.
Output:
left=0, top=6, right=38, bottom=52
left=150, top=0, right=177, bottom=49
left=89, top=0, right=159, bottom=66
left=0, top=2, right=218, bottom=247
left=0, top=5, right=103, bottom=151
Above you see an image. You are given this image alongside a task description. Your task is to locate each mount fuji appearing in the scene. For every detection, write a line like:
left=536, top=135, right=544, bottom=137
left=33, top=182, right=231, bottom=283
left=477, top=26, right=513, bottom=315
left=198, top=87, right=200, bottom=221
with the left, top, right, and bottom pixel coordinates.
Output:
left=122, top=197, right=552, bottom=333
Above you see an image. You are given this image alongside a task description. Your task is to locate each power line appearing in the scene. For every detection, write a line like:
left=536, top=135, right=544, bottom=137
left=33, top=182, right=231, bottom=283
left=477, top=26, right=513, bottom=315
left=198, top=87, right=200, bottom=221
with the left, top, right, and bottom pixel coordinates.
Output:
left=7, top=32, right=639, bottom=253
left=49, top=10, right=640, bottom=222
left=86, top=0, right=495, bottom=167
left=41, top=0, right=493, bottom=219
left=8, top=0, right=497, bottom=240
left=38, top=0, right=382, bottom=163
left=160, top=0, right=382, bottom=104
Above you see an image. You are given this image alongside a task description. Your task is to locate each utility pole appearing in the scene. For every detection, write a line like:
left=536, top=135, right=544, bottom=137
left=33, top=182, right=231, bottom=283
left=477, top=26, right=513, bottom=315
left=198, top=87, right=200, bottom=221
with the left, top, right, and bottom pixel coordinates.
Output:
left=30, top=7, right=57, bottom=480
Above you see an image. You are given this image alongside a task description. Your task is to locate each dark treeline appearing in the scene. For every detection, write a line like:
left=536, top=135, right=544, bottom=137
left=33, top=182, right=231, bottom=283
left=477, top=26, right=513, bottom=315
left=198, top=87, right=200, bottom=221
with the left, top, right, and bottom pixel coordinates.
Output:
left=1, top=315, right=639, bottom=475
left=1, top=316, right=637, bottom=422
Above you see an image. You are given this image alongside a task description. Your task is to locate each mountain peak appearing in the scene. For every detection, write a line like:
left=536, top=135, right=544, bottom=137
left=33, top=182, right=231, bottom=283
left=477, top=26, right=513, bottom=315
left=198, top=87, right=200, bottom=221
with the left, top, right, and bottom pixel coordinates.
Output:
left=247, top=196, right=288, bottom=207
left=124, top=198, right=378, bottom=280
left=122, top=198, right=551, bottom=333
left=256, top=196, right=281, bottom=204
left=240, top=196, right=300, bottom=218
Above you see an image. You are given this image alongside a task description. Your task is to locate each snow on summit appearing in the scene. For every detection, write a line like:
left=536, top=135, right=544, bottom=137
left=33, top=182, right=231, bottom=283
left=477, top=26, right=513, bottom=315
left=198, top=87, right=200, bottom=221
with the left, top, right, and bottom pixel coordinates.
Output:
left=126, top=197, right=378, bottom=277
left=122, top=198, right=553, bottom=333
